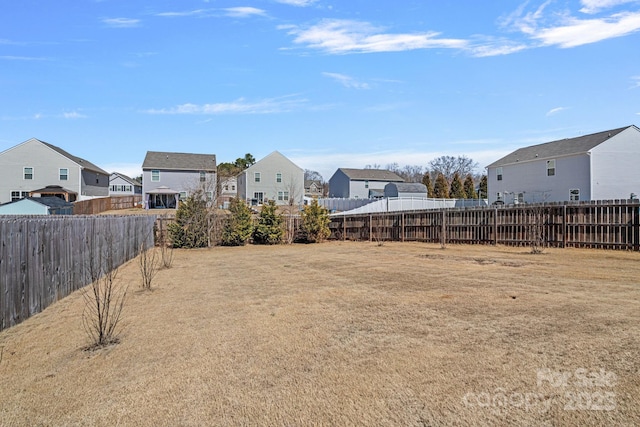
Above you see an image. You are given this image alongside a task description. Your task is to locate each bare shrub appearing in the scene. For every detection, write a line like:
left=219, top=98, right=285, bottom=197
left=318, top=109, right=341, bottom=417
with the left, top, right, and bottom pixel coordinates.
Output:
left=139, top=244, right=159, bottom=290
left=82, top=250, right=127, bottom=349
left=527, top=205, right=547, bottom=254
left=157, top=228, right=174, bottom=269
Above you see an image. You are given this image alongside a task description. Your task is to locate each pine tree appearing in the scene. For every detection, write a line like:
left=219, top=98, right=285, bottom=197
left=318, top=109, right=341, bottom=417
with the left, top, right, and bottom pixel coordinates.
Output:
left=479, top=175, right=488, bottom=199
left=167, top=192, right=209, bottom=248
left=433, top=173, right=450, bottom=198
left=300, top=199, right=331, bottom=243
left=221, top=198, right=254, bottom=246
left=253, top=200, right=284, bottom=245
left=450, top=172, right=465, bottom=199
left=463, top=174, right=477, bottom=199
left=422, top=173, right=435, bottom=198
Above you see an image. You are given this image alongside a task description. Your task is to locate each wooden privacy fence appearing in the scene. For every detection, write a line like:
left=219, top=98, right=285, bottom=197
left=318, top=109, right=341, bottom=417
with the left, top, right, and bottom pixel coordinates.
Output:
left=329, top=200, right=640, bottom=251
left=73, top=195, right=142, bottom=215
left=0, top=215, right=156, bottom=331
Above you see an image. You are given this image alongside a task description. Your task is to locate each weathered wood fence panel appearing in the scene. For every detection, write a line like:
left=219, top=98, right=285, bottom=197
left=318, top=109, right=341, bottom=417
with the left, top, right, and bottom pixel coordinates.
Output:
left=0, top=215, right=156, bottom=331
left=329, top=200, right=640, bottom=251
left=73, top=196, right=142, bottom=215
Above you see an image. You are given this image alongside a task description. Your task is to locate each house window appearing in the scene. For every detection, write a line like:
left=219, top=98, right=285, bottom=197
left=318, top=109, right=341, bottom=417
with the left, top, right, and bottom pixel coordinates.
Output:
left=24, top=167, right=33, bottom=180
left=283, top=191, right=289, bottom=201
left=570, top=189, right=580, bottom=201
left=206, top=191, right=213, bottom=202
left=365, top=180, right=369, bottom=189
left=231, top=185, right=235, bottom=191
left=224, top=185, right=229, bottom=191
left=151, top=170, right=160, bottom=182
left=179, top=191, right=187, bottom=200
left=200, top=171, right=206, bottom=182
left=59, top=168, right=68, bottom=181
left=547, top=160, right=556, bottom=176
left=253, top=192, right=264, bottom=204
left=278, top=191, right=283, bottom=201
left=11, top=191, right=29, bottom=201
left=276, top=173, right=282, bottom=183
left=96, top=174, right=100, bottom=184
left=496, top=167, right=503, bottom=181
left=254, top=172, right=261, bottom=183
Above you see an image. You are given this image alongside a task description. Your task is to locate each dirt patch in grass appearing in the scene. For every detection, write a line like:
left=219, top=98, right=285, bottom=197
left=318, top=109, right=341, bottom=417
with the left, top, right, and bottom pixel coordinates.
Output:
left=1, top=242, right=638, bottom=426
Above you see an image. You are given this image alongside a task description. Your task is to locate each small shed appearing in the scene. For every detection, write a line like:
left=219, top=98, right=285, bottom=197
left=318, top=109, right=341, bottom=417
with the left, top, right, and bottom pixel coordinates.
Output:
left=0, top=197, right=74, bottom=215
left=384, top=182, right=428, bottom=198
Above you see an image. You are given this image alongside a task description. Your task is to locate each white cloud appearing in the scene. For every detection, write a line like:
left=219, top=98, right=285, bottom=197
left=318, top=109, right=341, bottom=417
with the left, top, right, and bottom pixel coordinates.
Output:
left=280, top=19, right=468, bottom=54
left=275, top=0, right=317, bottom=6
left=62, top=111, right=88, bottom=119
left=580, top=0, right=637, bottom=14
left=145, top=95, right=307, bottom=115
left=0, top=55, right=48, bottom=61
left=102, top=18, right=141, bottom=28
left=155, top=9, right=209, bottom=18
left=322, top=72, right=370, bottom=89
left=546, top=107, right=569, bottom=116
left=223, top=7, right=267, bottom=18
left=533, top=12, right=640, bottom=47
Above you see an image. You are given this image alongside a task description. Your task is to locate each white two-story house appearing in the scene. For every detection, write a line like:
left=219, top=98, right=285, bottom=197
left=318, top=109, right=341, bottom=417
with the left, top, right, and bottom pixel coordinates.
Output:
left=486, top=125, right=640, bottom=204
left=237, top=151, right=304, bottom=206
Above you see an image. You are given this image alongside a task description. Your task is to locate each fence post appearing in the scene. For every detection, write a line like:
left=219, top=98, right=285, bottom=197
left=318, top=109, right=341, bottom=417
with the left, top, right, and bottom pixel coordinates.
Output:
left=369, top=214, right=372, bottom=242
left=493, top=207, right=498, bottom=245
left=562, top=204, right=567, bottom=248
left=401, top=212, right=405, bottom=242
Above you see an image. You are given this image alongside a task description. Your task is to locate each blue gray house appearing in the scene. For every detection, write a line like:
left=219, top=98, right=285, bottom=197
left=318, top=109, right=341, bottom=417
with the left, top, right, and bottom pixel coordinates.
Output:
left=142, top=151, right=217, bottom=209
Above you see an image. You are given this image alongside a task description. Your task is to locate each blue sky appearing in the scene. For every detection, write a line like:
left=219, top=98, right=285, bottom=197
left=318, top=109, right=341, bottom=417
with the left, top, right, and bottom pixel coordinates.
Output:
left=1, top=0, right=639, bottom=181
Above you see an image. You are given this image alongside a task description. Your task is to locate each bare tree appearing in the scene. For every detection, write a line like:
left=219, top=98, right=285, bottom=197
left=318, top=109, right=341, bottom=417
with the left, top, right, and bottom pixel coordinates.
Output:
left=82, top=238, right=127, bottom=349
left=428, top=155, right=479, bottom=182
left=304, top=169, right=323, bottom=182
left=386, top=163, right=425, bottom=183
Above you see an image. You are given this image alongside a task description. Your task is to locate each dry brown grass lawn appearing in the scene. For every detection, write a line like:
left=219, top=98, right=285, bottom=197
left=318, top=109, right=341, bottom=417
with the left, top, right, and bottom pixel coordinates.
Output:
left=0, top=242, right=638, bottom=426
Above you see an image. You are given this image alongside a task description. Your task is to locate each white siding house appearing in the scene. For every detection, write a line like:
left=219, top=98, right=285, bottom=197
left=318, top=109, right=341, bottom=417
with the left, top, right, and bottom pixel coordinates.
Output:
left=109, top=172, right=142, bottom=196
left=486, top=125, right=640, bottom=204
left=142, top=151, right=216, bottom=209
left=329, top=168, right=404, bottom=199
left=237, top=151, right=304, bottom=206
left=0, top=138, right=109, bottom=205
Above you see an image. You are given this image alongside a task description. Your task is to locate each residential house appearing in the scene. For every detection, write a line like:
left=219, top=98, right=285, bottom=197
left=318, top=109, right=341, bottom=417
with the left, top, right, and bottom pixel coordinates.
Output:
left=142, top=151, right=217, bottom=209
left=237, top=151, right=304, bottom=206
left=486, top=125, right=640, bottom=204
left=110, top=172, right=142, bottom=196
left=218, top=176, right=238, bottom=208
left=0, top=138, right=109, bottom=205
left=328, top=168, right=404, bottom=199
left=0, top=196, right=74, bottom=215
left=305, top=180, right=324, bottom=198
left=384, top=182, right=428, bottom=198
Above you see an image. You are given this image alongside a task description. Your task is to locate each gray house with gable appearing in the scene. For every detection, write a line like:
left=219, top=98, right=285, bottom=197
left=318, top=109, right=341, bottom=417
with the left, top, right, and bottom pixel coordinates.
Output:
left=142, top=151, right=216, bottom=209
left=486, top=125, right=640, bottom=204
left=329, top=168, right=404, bottom=199
left=0, top=138, right=109, bottom=205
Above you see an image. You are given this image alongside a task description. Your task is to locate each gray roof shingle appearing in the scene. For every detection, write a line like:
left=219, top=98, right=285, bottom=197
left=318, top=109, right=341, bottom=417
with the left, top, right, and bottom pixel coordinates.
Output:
left=40, top=140, right=109, bottom=175
left=488, top=126, right=634, bottom=168
left=142, top=151, right=217, bottom=171
left=338, top=168, right=404, bottom=182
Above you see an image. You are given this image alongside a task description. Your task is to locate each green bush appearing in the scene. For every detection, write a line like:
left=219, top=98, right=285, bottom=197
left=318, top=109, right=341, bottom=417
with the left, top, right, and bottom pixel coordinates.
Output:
left=299, top=199, right=330, bottom=243
left=221, top=198, right=254, bottom=246
left=167, top=192, right=209, bottom=248
left=252, top=200, right=284, bottom=245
